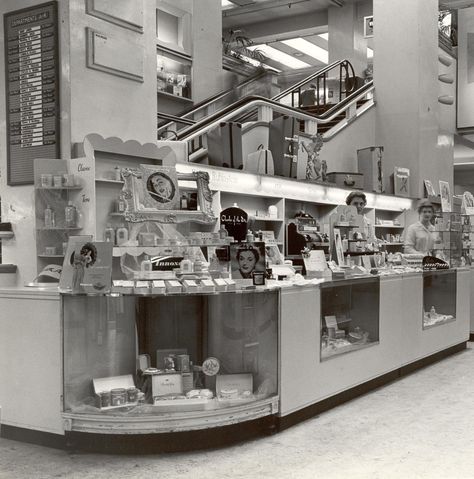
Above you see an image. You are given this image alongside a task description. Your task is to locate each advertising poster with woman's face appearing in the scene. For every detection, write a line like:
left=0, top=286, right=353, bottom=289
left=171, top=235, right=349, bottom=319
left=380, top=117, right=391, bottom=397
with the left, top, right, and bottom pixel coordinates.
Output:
left=230, top=242, right=266, bottom=280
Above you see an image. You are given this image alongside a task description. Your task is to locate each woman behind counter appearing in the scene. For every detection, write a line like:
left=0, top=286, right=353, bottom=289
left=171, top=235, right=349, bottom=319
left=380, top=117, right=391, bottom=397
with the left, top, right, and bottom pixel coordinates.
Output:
left=404, top=199, right=436, bottom=255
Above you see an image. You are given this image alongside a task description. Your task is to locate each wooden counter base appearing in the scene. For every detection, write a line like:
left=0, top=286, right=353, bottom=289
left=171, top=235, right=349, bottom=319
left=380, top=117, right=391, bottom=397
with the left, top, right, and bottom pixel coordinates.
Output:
left=1, top=342, right=466, bottom=453
left=277, top=341, right=467, bottom=432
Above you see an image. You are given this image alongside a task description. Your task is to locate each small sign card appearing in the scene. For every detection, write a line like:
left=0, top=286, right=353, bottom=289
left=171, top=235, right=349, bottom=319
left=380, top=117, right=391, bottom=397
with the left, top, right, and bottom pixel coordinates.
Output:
left=303, top=250, right=328, bottom=278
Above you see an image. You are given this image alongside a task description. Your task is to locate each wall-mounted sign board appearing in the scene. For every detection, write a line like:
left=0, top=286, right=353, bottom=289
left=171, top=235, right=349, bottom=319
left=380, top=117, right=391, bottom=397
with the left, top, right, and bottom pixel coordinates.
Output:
left=4, top=1, right=60, bottom=186
left=86, top=0, right=144, bottom=33
left=86, top=28, right=144, bottom=82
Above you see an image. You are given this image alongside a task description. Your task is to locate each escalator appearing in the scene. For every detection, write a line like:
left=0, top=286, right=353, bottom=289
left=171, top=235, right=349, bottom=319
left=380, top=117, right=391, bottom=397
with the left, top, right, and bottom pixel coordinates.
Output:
left=159, top=59, right=375, bottom=171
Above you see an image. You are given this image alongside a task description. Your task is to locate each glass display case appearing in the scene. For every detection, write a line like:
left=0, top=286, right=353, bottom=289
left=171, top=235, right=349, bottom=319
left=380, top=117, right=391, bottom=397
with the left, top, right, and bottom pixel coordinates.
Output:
left=432, top=212, right=463, bottom=267
left=422, top=270, right=456, bottom=329
left=63, top=290, right=278, bottom=429
left=320, top=277, right=380, bottom=360
left=157, top=48, right=192, bottom=100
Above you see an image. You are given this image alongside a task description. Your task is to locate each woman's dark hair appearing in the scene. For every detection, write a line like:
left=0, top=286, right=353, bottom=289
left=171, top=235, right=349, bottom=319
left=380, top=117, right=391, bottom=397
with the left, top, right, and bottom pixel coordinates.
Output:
left=345, top=191, right=367, bottom=206
left=236, top=245, right=260, bottom=263
left=70, top=242, right=98, bottom=267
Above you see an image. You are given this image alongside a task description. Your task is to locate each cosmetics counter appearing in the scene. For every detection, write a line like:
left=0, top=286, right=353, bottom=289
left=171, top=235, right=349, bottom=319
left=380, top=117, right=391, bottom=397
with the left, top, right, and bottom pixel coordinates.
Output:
left=0, top=266, right=469, bottom=452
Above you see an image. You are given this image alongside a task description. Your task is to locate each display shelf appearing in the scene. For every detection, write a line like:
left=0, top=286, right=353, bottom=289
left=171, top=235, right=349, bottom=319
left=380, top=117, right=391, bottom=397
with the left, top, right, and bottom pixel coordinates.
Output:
left=423, top=315, right=456, bottom=330
left=333, top=224, right=359, bottom=228
left=0, top=232, right=14, bottom=239
left=37, top=227, right=82, bottom=231
left=249, top=217, right=284, bottom=223
left=95, top=178, right=124, bottom=185
left=36, top=186, right=82, bottom=190
left=380, top=242, right=404, bottom=246
left=157, top=90, right=193, bottom=103
left=109, top=212, right=125, bottom=217
left=374, top=225, right=404, bottom=229
left=38, top=254, right=65, bottom=258
left=113, top=243, right=230, bottom=257
left=321, top=340, right=378, bottom=361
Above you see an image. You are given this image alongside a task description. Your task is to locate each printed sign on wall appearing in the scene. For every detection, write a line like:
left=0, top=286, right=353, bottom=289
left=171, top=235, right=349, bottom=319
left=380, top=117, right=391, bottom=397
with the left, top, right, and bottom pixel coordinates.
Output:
left=4, top=1, right=60, bottom=185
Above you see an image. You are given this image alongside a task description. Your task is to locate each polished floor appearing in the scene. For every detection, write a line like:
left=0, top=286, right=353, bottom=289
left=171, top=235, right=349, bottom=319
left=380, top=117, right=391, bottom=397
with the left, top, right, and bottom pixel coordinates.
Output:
left=2, top=345, right=474, bottom=479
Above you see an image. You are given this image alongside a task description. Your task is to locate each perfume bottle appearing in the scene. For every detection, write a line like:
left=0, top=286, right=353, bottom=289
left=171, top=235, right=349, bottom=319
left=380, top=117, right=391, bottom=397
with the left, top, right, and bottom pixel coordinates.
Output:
left=64, top=201, right=77, bottom=228
left=104, top=224, right=115, bottom=243
left=194, top=255, right=204, bottom=272
left=342, top=235, right=348, bottom=252
left=180, top=194, right=188, bottom=210
left=219, top=226, right=227, bottom=239
left=44, top=205, right=55, bottom=228
left=116, top=224, right=129, bottom=246
left=141, top=255, right=152, bottom=275
left=114, top=166, right=122, bottom=182
left=180, top=254, right=193, bottom=273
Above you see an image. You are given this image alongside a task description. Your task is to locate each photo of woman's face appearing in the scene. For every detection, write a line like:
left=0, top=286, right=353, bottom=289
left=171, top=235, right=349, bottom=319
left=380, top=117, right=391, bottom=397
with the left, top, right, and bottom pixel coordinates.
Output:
left=238, top=251, right=257, bottom=274
left=152, top=177, right=172, bottom=200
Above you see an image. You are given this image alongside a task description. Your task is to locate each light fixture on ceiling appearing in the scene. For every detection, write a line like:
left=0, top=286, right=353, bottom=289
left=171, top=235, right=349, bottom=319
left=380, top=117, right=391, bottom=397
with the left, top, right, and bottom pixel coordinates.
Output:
left=221, top=0, right=236, bottom=9
left=281, top=37, right=328, bottom=64
left=248, top=44, right=311, bottom=69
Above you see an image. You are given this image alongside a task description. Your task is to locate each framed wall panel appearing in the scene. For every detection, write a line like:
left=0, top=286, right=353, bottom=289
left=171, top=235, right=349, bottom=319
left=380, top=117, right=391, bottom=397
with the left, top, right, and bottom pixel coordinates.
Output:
left=86, top=28, right=144, bottom=82
left=86, top=0, right=144, bottom=33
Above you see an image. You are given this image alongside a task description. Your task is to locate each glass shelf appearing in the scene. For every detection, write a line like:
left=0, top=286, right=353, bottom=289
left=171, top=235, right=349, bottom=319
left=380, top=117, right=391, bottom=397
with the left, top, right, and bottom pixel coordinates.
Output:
left=36, top=186, right=82, bottom=190
left=37, top=227, right=82, bottom=231
left=96, top=178, right=124, bottom=185
left=38, top=254, right=65, bottom=258
left=374, top=225, right=404, bottom=229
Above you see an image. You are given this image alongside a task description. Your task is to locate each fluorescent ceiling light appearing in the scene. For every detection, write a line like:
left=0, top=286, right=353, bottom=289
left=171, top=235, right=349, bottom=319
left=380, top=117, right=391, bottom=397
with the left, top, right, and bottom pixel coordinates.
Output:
left=367, top=47, right=374, bottom=59
left=281, top=37, right=328, bottom=64
left=318, top=33, right=329, bottom=41
left=221, top=0, right=236, bottom=9
left=248, top=44, right=310, bottom=69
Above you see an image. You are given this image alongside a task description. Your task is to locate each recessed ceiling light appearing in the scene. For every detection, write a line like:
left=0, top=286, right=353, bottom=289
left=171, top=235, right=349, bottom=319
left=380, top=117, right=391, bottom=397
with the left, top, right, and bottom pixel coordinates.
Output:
left=248, top=44, right=311, bottom=69
left=281, top=37, right=328, bottom=64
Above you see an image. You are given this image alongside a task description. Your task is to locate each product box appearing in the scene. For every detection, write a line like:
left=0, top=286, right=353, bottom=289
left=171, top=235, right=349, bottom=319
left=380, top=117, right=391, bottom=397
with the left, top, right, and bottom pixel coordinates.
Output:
left=112, top=280, right=134, bottom=294
left=151, top=372, right=183, bottom=399
left=200, top=279, right=215, bottom=293
left=134, top=281, right=150, bottom=294
left=327, top=172, right=364, bottom=189
left=223, top=278, right=236, bottom=291
left=156, top=348, right=187, bottom=370
left=151, top=280, right=166, bottom=294
left=214, top=278, right=227, bottom=292
left=216, top=373, right=253, bottom=401
left=165, top=280, right=183, bottom=293
left=182, top=279, right=198, bottom=293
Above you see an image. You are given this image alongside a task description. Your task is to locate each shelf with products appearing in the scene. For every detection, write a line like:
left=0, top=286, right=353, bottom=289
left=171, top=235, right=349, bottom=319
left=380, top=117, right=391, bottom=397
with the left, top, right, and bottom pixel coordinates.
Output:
left=95, top=178, right=124, bottom=185
left=34, top=159, right=86, bottom=273
left=374, top=224, right=405, bottom=229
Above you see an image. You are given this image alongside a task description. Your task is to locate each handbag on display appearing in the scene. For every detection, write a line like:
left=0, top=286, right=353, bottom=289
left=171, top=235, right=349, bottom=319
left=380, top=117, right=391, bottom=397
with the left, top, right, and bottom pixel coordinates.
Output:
left=244, top=144, right=275, bottom=175
left=268, top=115, right=299, bottom=178
left=207, top=121, right=243, bottom=170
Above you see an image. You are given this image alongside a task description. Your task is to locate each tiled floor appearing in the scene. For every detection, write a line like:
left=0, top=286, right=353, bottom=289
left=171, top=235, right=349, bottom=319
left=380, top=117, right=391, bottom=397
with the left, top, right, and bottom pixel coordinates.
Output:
left=2, top=345, right=474, bottom=479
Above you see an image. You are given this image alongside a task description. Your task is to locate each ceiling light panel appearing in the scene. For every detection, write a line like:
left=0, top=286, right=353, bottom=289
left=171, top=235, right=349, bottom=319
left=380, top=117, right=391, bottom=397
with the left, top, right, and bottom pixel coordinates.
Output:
left=281, top=37, right=328, bottom=64
left=248, top=44, right=310, bottom=69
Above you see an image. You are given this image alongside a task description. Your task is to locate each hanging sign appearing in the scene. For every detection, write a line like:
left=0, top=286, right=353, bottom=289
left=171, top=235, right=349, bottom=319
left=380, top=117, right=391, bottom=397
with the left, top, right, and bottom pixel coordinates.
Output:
left=4, top=1, right=60, bottom=185
left=220, top=206, right=248, bottom=241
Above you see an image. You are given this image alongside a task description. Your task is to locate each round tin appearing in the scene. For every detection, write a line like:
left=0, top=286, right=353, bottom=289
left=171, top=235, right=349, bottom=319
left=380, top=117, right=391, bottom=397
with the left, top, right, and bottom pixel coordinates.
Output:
left=99, top=391, right=110, bottom=408
left=110, top=388, right=127, bottom=406
left=127, top=387, right=139, bottom=403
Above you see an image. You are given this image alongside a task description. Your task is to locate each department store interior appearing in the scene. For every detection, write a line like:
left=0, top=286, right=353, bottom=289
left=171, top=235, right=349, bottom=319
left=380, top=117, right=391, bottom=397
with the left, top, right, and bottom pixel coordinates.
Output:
left=1, top=0, right=474, bottom=455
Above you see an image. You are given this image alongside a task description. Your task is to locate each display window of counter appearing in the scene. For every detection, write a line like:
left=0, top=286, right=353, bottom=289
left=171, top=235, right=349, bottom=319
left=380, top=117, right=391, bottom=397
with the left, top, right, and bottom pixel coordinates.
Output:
left=320, top=276, right=380, bottom=360
left=62, top=290, right=279, bottom=434
left=422, top=270, right=457, bottom=329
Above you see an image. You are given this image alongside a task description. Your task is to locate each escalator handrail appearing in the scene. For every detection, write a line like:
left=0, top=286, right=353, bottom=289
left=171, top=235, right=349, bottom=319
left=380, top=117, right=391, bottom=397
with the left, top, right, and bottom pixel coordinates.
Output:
left=176, top=81, right=374, bottom=141
left=272, top=59, right=353, bottom=102
left=157, top=69, right=270, bottom=133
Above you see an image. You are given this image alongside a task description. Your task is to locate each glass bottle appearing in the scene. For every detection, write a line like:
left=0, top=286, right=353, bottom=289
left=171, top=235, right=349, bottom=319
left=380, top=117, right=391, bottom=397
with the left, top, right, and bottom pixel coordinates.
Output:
left=141, top=255, right=152, bottom=275
left=64, top=201, right=77, bottom=228
left=180, top=254, right=193, bottom=273
left=104, top=224, right=115, bottom=243
left=116, top=224, right=129, bottom=246
left=44, top=205, right=55, bottom=228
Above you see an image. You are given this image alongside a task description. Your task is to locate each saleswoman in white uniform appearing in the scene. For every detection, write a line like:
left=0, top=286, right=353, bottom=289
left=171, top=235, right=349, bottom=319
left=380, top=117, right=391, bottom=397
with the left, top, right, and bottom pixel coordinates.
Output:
left=404, top=199, right=436, bottom=255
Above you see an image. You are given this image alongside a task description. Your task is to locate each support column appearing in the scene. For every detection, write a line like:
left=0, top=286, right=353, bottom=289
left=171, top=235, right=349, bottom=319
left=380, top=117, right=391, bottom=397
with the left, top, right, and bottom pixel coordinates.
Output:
left=328, top=3, right=367, bottom=76
left=373, top=0, right=444, bottom=197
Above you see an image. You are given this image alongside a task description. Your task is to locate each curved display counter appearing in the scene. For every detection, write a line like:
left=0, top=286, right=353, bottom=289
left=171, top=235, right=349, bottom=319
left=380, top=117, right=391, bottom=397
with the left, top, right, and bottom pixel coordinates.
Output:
left=0, top=269, right=470, bottom=452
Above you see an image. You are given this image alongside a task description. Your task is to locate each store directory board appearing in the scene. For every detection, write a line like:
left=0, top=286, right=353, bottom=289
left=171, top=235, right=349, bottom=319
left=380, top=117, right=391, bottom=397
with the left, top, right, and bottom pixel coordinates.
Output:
left=4, top=1, right=59, bottom=185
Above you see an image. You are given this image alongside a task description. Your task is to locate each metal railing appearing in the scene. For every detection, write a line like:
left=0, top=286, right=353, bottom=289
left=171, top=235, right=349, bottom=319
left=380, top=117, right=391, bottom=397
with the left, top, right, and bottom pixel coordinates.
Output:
left=176, top=81, right=374, bottom=157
